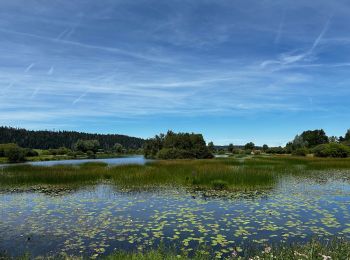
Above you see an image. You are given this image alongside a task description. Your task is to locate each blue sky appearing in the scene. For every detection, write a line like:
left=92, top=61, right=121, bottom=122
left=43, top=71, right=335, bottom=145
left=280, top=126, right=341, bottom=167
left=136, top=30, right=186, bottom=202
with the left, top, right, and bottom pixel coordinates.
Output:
left=0, top=0, right=349, bottom=146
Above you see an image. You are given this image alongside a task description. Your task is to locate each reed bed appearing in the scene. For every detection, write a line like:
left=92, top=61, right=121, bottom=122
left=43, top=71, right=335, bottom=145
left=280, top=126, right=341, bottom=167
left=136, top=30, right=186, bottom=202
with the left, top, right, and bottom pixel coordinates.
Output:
left=1, top=156, right=350, bottom=190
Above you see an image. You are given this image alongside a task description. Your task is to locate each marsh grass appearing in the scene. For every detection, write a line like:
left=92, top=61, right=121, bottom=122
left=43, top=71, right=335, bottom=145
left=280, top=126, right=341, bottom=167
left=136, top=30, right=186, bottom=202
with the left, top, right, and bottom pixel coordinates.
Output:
left=2, top=239, right=349, bottom=259
left=0, top=160, right=276, bottom=190
left=1, top=156, right=350, bottom=190
left=105, top=239, right=350, bottom=259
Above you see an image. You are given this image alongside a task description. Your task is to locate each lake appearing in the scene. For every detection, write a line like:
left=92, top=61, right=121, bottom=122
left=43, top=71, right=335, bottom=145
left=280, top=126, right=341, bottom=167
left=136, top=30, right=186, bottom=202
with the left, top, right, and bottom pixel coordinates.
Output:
left=0, top=155, right=148, bottom=168
left=1, top=171, right=350, bottom=258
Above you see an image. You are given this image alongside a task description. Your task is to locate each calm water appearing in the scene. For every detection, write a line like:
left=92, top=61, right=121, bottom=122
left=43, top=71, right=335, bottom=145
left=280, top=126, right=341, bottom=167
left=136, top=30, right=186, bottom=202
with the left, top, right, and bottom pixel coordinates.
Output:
left=0, top=156, right=148, bottom=168
left=1, top=173, right=350, bottom=258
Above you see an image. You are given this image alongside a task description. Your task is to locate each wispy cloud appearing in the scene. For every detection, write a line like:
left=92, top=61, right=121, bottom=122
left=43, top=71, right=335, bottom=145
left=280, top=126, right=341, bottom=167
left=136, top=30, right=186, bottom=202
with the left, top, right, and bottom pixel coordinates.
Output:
left=261, top=15, right=333, bottom=69
left=24, top=63, right=35, bottom=73
left=0, top=28, right=174, bottom=64
left=0, top=0, right=349, bottom=142
left=47, top=66, right=54, bottom=75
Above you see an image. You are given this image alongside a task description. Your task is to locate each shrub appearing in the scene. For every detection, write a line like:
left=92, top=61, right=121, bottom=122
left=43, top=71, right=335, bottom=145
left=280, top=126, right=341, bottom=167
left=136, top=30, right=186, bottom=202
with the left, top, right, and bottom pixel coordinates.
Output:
left=244, top=149, right=252, bottom=155
left=6, top=147, right=26, bottom=163
left=157, top=148, right=195, bottom=159
left=231, top=149, right=240, bottom=154
left=292, top=147, right=309, bottom=156
left=48, top=147, right=71, bottom=155
left=74, top=139, right=100, bottom=153
left=24, top=149, right=39, bottom=157
left=86, top=150, right=96, bottom=159
left=0, top=143, right=18, bottom=157
left=313, top=143, right=350, bottom=158
left=266, top=146, right=286, bottom=154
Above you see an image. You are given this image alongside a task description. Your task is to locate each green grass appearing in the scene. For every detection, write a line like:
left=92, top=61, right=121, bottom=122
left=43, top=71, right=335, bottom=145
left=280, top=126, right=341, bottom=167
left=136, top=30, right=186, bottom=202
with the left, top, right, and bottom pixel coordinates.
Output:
left=3, top=239, right=349, bottom=259
left=0, top=159, right=276, bottom=190
left=106, top=239, right=350, bottom=259
left=1, top=155, right=350, bottom=190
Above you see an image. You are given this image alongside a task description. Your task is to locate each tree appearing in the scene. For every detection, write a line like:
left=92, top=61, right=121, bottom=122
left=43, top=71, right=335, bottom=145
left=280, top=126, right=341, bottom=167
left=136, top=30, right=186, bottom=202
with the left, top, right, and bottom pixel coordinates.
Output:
left=144, top=134, right=164, bottom=159
left=300, top=129, right=328, bottom=148
left=345, top=129, right=350, bottom=141
left=74, top=139, right=100, bottom=153
left=113, top=143, right=124, bottom=153
left=291, top=135, right=308, bottom=150
left=208, top=142, right=215, bottom=153
left=228, top=143, right=234, bottom=153
left=244, top=142, right=255, bottom=150
left=262, top=144, right=269, bottom=152
left=144, top=131, right=213, bottom=159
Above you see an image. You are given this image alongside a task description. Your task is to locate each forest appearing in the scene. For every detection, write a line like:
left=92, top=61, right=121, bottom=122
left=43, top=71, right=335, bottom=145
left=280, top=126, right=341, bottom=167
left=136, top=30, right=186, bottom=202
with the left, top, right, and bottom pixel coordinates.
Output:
left=0, top=126, right=144, bottom=150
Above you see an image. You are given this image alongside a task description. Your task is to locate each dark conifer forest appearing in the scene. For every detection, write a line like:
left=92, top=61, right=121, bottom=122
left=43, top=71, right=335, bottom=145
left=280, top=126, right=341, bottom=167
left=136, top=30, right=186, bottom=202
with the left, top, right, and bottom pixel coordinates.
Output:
left=0, top=126, right=144, bottom=150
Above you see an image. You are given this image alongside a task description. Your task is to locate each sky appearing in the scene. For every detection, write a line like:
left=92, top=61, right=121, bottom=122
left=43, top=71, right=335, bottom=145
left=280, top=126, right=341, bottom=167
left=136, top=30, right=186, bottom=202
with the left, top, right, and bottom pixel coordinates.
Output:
left=0, top=0, right=350, bottom=146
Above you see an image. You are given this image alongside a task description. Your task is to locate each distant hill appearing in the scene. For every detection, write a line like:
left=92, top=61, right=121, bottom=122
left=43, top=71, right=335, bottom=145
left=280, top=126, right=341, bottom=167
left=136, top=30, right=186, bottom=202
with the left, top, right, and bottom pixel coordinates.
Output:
left=0, top=126, right=145, bottom=150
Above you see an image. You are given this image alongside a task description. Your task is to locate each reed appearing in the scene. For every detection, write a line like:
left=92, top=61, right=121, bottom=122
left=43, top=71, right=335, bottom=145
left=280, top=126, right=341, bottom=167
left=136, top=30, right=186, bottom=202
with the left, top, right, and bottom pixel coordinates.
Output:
left=1, top=156, right=350, bottom=190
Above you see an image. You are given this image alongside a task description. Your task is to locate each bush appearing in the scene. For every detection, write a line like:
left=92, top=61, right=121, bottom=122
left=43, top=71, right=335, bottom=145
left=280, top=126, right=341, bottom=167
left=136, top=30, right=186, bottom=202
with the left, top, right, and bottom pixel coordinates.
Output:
left=266, top=146, right=286, bottom=154
left=231, top=149, right=240, bottom=154
left=313, top=143, right=350, bottom=158
left=0, top=143, right=18, bottom=157
left=48, top=147, right=71, bottom=155
left=244, top=149, right=252, bottom=155
left=292, top=147, right=309, bottom=156
left=157, top=148, right=195, bottom=159
left=6, top=147, right=26, bottom=163
left=74, top=139, right=100, bottom=153
left=24, top=149, right=39, bottom=157
left=86, top=150, right=96, bottom=159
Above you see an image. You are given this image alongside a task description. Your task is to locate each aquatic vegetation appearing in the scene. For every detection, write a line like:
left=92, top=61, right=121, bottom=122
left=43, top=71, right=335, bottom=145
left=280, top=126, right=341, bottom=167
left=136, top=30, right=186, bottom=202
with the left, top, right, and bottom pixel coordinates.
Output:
left=1, top=156, right=350, bottom=258
left=106, top=239, right=350, bottom=259
left=2, top=155, right=350, bottom=190
left=1, top=173, right=350, bottom=259
left=0, top=159, right=276, bottom=190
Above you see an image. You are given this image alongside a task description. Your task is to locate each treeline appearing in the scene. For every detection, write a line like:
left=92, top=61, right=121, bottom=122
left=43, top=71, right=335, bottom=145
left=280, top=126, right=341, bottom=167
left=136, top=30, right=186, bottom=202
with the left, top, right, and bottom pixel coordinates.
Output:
left=144, top=131, right=213, bottom=159
left=216, top=129, right=350, bottom=158
left=0, top=126, right=145, bottom=150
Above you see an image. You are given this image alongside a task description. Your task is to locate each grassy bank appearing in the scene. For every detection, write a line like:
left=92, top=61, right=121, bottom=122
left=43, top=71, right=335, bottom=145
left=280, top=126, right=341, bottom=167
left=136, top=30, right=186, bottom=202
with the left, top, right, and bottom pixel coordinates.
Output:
left=1, top=155, right=350, bottom=190
left=106, top=239, right=350, bottom=259
left=2, top=239, right=348, bottom=259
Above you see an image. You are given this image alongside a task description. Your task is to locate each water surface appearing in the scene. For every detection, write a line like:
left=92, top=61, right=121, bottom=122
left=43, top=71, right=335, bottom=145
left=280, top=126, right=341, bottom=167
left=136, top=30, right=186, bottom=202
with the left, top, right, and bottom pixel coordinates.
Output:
left=0, top=156, right=147, bottom=168
left=1, top=172, right=350, bottom=258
